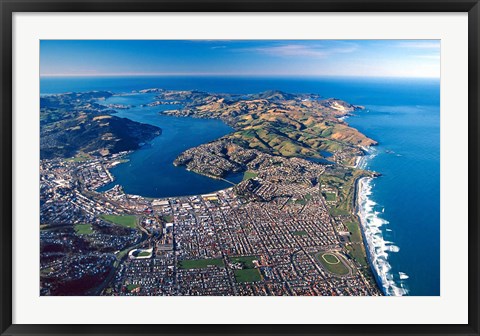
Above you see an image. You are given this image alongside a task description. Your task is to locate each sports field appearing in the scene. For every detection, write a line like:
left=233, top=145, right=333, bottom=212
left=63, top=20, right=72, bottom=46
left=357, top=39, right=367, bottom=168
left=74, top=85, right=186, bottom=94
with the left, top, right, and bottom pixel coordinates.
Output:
left=234, top=269, right=262, bottom=283
left=316, top=252, right=350, bottom=276
left=74, top=223, right=94, bottom=235
left=324, top=192, right=337, bottom=202
left=100, top=214, right=137, bottom=228
left=243, top=171, right=258, bottom=181
left=179, top=258, right=225, bottom=269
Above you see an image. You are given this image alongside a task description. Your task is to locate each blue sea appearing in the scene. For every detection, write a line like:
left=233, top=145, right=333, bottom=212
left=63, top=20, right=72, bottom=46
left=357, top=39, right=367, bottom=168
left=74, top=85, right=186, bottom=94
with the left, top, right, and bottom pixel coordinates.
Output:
left=41, top=75, right=440, bottom=296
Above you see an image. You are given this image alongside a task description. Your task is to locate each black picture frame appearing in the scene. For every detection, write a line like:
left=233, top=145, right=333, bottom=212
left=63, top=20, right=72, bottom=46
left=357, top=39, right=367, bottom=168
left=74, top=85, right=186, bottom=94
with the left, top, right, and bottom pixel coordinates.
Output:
left=1, top=1, right=479, bottom=335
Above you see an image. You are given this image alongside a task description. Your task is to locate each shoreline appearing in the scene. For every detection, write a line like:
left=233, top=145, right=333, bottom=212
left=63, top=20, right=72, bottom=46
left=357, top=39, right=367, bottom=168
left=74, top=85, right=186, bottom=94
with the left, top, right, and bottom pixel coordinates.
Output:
left=348, top=113, right=389, bottom=295
left=354, top=157, right=408, bottom=296
left=354, top=175, right=386, bottom=295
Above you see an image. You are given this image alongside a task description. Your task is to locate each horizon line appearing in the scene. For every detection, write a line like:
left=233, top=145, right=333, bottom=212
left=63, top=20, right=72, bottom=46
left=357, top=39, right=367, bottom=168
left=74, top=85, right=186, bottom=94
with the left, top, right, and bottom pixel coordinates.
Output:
left=40, top=72, right=440, bottom=79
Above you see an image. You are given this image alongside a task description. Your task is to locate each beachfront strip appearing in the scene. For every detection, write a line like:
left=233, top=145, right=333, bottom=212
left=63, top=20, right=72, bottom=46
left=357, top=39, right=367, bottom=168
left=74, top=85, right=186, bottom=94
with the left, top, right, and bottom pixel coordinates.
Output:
left=40, top=154, right=381, bottom=296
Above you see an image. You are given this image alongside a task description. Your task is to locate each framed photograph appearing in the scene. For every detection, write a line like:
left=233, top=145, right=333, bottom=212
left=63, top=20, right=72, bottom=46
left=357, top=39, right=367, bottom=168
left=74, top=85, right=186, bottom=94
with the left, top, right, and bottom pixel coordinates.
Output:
left=1, top=0, right=479, bottom=335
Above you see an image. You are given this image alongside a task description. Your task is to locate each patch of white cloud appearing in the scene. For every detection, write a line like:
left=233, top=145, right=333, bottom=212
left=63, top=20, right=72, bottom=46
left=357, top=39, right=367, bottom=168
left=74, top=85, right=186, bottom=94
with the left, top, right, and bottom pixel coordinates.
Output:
left=236, top=42, right=358, bottom=58
left=396, top=41, right=440, bottom=49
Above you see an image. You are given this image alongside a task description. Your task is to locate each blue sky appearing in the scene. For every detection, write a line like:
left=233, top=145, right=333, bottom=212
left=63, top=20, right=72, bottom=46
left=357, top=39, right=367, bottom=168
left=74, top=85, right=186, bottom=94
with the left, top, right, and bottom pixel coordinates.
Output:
left=40, top=40, right=440, bottom=78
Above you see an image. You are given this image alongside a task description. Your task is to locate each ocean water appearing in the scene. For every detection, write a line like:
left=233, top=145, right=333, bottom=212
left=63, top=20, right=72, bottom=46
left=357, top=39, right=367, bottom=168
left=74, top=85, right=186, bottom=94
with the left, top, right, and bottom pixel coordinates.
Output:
left=348, top=102, right=440, bottom=296
left=41, top=75, right=440, bottom=296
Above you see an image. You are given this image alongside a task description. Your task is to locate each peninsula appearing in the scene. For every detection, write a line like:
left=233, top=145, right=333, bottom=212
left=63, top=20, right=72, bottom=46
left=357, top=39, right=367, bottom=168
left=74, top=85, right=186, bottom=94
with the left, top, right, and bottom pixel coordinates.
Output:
left=40, top=91, right=161, bottom=159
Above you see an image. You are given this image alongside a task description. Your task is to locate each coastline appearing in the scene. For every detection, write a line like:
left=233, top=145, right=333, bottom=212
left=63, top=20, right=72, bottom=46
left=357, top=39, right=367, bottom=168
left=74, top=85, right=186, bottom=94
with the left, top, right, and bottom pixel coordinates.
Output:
left=354, top=176, right=385, bottom=295
left=354, top=151, right=408, bottom=296
left=352, top=150, right=385, bottom=295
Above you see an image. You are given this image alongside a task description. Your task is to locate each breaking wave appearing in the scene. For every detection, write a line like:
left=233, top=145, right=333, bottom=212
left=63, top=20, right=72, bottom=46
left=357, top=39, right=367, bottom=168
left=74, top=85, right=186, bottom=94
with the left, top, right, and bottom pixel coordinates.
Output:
left=357, top=176, right=409, bottom=296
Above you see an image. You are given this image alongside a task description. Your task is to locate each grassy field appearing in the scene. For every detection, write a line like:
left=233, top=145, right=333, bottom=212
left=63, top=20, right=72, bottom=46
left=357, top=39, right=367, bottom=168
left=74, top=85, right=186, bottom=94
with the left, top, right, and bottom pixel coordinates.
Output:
left=344, top=221, right=368, bottom=267
left=126, top=284, right=140, bottom=291
left=346, top=221, right=362, bottom=243
left=243, top=171, right=259, bottom=181
left=324, top=192, right=337, bottom=202
left=346, top=244, right=368, bottom=267
left=323, top=253, right=340, bottom=264
left=179, top=258, right=225, bottom=269
left=234, top=269, right=262, bottom=283
left=329, top=207, right=350, bottom=217
left=294, top=193, right=313, bottom=206
left=316, top=252, right=350, bottom=276
left=74, top=223, right=94, bottom=235
left=292, top=230, right=308, bottom=236
left=162, top=215, right=173, bottom=223
left=100, top=214, right=137, bottom=228
left=65, top=152, right=92, bottom=162
left=230, top=256, right=258, bottom=269
left=137, top=251, right=151, bottom=257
